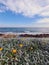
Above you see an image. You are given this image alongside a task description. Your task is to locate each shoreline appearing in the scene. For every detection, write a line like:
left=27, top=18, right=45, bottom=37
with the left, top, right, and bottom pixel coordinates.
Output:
left=0, top=33, right=49, bottom=38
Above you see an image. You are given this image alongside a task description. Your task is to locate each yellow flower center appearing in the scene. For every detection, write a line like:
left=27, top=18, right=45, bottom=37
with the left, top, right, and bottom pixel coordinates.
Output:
left=12, top=49, right=17, bottom=54
left=0, top=48, right=3, bottom=51
left=19, top=44, right=23, bottom=47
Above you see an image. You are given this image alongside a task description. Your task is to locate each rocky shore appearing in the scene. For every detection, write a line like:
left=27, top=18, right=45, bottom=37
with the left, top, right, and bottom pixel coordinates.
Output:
left=0, top=33, right=49, bottom=38
left=20, top=34, right=49, bottom=38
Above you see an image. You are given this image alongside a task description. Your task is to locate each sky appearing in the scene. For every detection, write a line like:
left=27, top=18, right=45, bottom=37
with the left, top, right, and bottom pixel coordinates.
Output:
left=0, top=0, right=49, bottom=27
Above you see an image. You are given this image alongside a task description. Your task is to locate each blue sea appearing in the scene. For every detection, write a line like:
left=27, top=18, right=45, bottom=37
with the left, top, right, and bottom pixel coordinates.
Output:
left=0, top=27, right=49, bottom=34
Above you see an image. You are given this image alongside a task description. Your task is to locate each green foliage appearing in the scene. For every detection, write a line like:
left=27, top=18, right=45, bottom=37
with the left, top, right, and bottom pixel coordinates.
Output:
left=0, top=38, right=49, bottom=65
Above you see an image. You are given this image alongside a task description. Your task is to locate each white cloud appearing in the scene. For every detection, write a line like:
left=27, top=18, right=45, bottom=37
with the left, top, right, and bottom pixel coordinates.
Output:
left=37, top=18, right=49, bottom=23
left=39, top=5, right=49, bottom=16
left=0, top=0, right=49, bottom=28
left=32, top=18, right=49, bottom=27
left=0, top=0, right=49, bottom=17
